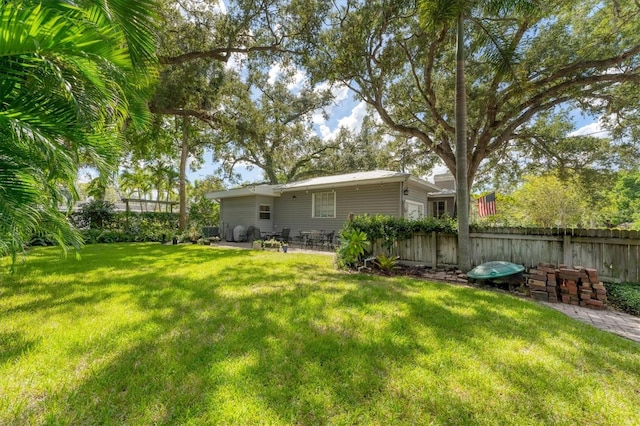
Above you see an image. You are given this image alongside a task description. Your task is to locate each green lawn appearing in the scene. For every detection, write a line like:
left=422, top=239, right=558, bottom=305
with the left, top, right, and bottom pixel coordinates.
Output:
left=1, top=243, right=639, bottom=425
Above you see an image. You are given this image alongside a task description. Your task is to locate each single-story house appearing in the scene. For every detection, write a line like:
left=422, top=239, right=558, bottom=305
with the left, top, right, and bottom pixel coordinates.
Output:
left=206, top=170, right=456, bottom=241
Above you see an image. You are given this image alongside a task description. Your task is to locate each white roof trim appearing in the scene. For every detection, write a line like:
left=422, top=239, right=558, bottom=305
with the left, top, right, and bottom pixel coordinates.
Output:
left=206, top=170, right=443, bottom=199
left=206, top=185, right=279, bottom=200
left=279, top=170, right=440, bottom=192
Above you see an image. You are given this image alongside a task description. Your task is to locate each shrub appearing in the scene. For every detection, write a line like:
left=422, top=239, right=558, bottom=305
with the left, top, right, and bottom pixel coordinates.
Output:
left=374, top=253, right=400, bottom=274
left=337, top=215, right=456, bottom=269
left=604, top=282, right=640, bottom=316
left=345, top=214, right=455, bottom=239
left=337, top=229, right=369, bottom=269
left=81, top=200, right=116, bottom=229
left=69, top=210, right=179, bottom=245
left=341, top=214, right=456, bottom=254
left=80, top=230, right=138, bottom=244
left=189, top=198, right=219, bottom=228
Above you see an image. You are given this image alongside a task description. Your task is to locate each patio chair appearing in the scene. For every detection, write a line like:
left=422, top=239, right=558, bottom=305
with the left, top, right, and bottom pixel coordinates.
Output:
left=322, top=231, right=335, bottom=250
left=276, top=227, right=291, bottom=243
left=307, top=230, right=322, bottom=248
left=293, top=230, right=306, bottom=247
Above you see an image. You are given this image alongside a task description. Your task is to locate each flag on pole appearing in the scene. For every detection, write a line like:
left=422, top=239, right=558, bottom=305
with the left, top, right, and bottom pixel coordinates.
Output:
left=478, top=192, right=497, bottom=217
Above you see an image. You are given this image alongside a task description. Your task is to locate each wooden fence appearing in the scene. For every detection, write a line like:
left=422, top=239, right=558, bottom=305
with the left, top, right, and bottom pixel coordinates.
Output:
left=371, top=227, right=640, bottom=283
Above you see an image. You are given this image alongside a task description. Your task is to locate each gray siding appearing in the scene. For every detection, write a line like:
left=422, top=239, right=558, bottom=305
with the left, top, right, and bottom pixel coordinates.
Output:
left=404, top=181, right=429, bottom=217
left=220, top=196, right=258, bottom=239
left=255, top=195, right=274, bottom=233
left=428, top=196, right=455, bottom=217
left=273, top=183, right=402, bottom=236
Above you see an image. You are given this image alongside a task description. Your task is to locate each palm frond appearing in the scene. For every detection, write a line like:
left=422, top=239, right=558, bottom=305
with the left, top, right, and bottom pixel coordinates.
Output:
left=0, top=0, right=158, bottom=260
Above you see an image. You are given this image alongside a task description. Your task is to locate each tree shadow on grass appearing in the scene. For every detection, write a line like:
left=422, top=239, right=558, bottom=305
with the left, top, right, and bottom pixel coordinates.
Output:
left=0, top=243, right=254, bottom=316
left=0, top=331, right=38, bottom=366
left=3, top=244, right=640, bottom=424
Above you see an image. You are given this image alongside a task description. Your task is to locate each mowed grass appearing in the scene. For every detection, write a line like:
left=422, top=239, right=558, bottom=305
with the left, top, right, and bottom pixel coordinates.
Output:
left=1, top=244, right=639, bottom=425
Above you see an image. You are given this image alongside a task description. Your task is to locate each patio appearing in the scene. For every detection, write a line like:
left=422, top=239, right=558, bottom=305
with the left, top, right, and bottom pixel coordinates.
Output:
left=213, top=239, right=336, bottom=255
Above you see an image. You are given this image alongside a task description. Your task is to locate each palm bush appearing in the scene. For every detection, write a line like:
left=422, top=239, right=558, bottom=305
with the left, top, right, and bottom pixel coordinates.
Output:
left=0, top=1, right=157, bottom=258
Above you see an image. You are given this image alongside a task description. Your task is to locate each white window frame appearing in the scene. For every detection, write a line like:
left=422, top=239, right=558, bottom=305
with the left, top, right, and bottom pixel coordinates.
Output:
left=312, top=192, right=336, bottom=218
left=259, top=204, right=271, bottom=220
left=405, top=200, right=425, bottom=219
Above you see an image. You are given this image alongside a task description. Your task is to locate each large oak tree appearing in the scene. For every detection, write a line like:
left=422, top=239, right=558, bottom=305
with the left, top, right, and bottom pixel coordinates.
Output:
left=301, top=0, right=640, bottom=269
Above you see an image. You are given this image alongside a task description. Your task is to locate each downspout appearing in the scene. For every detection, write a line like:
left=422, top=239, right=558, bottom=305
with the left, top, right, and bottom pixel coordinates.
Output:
left=400, top=180, right=406, bottom=218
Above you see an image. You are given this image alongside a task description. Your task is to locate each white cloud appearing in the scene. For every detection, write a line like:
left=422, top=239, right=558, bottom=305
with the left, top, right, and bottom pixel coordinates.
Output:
left=569, top=119, right=610, bottom=138
left=316, top=100, right=369, bottom=141
left=289, top=69, right=306, bottom=90
left=267, top=62, right=283, bottom=85
left=267, top=62, right=306, bottom=90
left=312, top=83, right=350, bottom=127
left=225, top=52, right=245, bottom=72
left=336, top=101, right=367, bottom=133
left=318, top=83, right=349, bottom=104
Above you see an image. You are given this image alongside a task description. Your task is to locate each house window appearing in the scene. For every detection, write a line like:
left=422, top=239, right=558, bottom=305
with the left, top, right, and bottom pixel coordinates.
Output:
left=312, top=192, right=336, bottom=218
left=432, top=201, right=446, bottom=218
left=405, top=200, right=424, bottom=219
left=259, top=204, right=271, bottom=220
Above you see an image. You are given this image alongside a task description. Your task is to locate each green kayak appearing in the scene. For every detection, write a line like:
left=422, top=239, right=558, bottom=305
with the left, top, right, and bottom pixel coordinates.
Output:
left=467, top=261, right=525, bottom=281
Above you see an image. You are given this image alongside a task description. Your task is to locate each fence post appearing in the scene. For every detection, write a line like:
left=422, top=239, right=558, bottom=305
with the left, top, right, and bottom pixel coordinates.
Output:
left=430, top=231, right=438, bottom=268
left=563, top=234, right=572, bottom=267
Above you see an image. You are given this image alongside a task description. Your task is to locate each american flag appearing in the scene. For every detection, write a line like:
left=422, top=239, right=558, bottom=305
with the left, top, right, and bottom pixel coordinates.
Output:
left=478, top=192, right=497, bottom=217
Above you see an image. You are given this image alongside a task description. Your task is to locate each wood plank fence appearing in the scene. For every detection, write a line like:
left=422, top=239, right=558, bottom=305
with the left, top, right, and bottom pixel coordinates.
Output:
left=370, top=227, right=640, bottom=283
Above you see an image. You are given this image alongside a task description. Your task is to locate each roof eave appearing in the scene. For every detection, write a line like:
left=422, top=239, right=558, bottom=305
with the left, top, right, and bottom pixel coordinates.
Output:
left=205, top=186, right=279, bottom=200
left=279, top=175, right=413, bottom=192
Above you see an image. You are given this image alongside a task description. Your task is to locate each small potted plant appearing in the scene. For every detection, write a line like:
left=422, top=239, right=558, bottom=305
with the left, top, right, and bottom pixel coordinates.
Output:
left=263, top=238, right=280, bottom=251
left=252, top=239, right=263, bottom=250
left=281, top=242, right=288, bottom=253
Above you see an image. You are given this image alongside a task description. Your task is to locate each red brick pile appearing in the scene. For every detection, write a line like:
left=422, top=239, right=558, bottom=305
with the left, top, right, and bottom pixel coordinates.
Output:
left=527, top=263, right=559, bottom=303
left=526, top=263, right=608, bottom=309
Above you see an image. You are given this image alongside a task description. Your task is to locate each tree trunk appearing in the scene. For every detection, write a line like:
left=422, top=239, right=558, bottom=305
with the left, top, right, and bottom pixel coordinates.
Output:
left=455, top=14, right=471, bottom=272
left=179, top=116, right=189, bottom=231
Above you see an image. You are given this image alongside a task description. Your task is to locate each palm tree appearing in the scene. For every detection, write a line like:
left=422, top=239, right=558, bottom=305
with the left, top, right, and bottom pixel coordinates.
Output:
left=417, top=0, right=538, bottom=271
left=0, top=0, right=157, bottom=257
left=148, top=160, right=179, bottom=212
left=164, top=167, right=180, bottom=213
left=119, top=166, right=153, bottom=212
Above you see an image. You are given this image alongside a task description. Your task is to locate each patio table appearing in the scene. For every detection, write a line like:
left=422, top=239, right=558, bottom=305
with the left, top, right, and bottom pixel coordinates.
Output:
left=299, top=230, right=325, bottom=248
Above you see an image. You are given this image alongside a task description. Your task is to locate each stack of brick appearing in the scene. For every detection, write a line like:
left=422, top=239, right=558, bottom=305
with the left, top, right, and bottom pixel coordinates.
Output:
left=526, top=263, right=559, bottom=303
left=557, top=267, right=584, bottom=306
left=558, top=266, right=607, bottom=309
left=527, top=264, right=608, bottom=310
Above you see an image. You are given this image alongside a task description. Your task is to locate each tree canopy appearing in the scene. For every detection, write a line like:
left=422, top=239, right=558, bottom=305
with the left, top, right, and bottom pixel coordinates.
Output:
left=301, top=0, right=640, bottom=187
